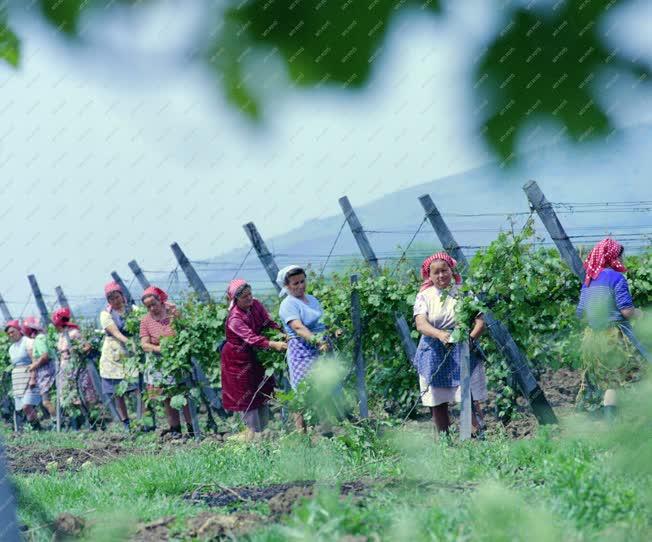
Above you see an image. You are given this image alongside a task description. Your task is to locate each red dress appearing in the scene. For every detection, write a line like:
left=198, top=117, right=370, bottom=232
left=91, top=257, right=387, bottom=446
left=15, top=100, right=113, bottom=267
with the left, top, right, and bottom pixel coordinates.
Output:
left=221, top=299, right=279, bottom=412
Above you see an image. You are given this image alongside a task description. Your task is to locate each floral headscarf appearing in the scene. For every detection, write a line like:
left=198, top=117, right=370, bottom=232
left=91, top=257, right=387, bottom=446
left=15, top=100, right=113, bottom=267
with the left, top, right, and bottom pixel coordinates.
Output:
left=583, top=238, right=627, bottom=286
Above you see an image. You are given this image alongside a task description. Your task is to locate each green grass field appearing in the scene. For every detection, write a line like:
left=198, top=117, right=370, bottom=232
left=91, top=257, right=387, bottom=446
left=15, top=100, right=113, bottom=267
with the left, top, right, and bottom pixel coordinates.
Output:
left=6, top=378, right=651, bottom=542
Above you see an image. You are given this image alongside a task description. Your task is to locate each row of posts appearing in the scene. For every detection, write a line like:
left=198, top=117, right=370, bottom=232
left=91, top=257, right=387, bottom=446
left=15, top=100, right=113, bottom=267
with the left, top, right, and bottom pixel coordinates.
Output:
left=0, top=180, right=617, bottom=441
left=0, top=179, right=629, bottom=537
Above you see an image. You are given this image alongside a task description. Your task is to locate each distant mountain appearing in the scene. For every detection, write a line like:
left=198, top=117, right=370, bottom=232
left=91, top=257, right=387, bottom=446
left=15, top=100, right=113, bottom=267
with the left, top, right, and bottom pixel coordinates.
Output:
left=73, top=124, right=651, bottom=318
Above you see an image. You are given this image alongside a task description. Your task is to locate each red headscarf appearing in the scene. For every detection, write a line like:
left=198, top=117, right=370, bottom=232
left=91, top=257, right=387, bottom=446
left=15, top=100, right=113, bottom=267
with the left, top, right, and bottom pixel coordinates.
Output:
left=141, top=286, right=168, bottom=304
left=52, top=307, right=79, bottom=329
left=420, top=252, right=462, bottom=292
left=583, top=238, right=627, bottom=286
left=4, top=319, right=21, bottom=333
left=227, top=279, right=249, bottom=310
left=104, top=281, right=125, bottom=312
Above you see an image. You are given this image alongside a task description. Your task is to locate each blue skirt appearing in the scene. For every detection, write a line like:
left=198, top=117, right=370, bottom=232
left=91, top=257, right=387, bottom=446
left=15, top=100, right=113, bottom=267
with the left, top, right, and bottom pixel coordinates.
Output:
left=413, top=335, right=480, bottom=388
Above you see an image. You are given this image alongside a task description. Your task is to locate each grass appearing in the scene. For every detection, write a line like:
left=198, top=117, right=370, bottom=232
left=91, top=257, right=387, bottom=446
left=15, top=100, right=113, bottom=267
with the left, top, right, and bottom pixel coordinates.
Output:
left=2, top=378, right=652, bottom=542
left=7, top=380, right=652, bottom=541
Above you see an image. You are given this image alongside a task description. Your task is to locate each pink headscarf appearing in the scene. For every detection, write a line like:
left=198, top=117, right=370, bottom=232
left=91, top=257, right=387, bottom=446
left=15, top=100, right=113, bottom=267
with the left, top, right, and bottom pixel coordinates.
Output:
left=420, top=252, right=462, bottom=292
left=227, top=279, right=250, bottom=310
left=104, top=281, right=125, bottom=312
left=141, top=286, right=168, bottom=304
left=22, top=315, right=43, bottom=336
left=583, top=238, right=628, bottom=286
left=4, top=319, right=22, bottom=333
left=52, top=307, right=79, bottom=330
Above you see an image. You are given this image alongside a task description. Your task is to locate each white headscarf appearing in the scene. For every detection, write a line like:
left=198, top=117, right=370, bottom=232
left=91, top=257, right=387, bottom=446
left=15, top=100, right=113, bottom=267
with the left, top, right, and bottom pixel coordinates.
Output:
left=276, top=265, right=302, bottom=298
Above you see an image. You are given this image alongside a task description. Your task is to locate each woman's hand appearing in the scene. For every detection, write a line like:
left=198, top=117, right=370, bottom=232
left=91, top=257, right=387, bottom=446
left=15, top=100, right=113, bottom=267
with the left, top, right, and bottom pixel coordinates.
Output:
left=270, top=341, right=288, bottom=352
left=437, top=330, right=451, bottom=344
left=81, top=342, right=92, bottom=353
left=27, top=362, right=39, bottom=372
left=318, top=342, right=330, bottom=353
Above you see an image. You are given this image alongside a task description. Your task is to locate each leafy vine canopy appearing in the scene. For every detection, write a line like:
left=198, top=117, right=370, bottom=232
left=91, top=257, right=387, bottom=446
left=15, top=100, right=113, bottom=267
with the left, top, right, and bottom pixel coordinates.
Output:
left=1, top=0, right=649, bottom=161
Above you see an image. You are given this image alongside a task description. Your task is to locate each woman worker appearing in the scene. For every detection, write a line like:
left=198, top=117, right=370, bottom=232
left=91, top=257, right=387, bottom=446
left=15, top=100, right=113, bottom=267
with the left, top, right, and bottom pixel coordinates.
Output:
left=413, top=252, right=488, bottom=435
left=576, top=238, right=646, bottom=418
left=5, top=320, right=43, bottom=430
left=99, top=282, right=141, bottom=430
left=22, top=316, right=57, bottom=418
left=221, top=279, right=287, bottom=439
left=139, top=286, right=194, bottom=436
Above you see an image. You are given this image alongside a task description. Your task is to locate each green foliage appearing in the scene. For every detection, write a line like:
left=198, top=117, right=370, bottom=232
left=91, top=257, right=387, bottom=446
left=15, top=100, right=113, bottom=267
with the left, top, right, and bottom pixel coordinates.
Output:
left=36, top=0, right=146, bottom=36
left=475, top=1, right=650, bottom=162
left=160, top=298, right=228, bottom=388
left=310, top=265, right=420, bottom=416
left=0, top=6, right=19, bottom=67
left=1, top=0, right=643, bottom=160
left=276, top=355, right=352, bottom=426
left=210, top=0, right=441, bottom=120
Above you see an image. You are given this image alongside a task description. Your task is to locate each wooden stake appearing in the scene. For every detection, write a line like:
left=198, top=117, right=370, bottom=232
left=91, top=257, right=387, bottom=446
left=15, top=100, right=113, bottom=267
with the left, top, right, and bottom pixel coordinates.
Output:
left=242, top=222, right=291, bottom=421
left=243, top=223, right=281, bottom=292
left=350, top=274, right=368, bottom=418
left=128, top=260, right=151, bottom=289
left=110, top=271, right=136, bottom=308
left=339, top=196, right=417, bottom=362
left=0, top=293, right=12, bottom=322
left=55, top=286, right=70, bottom=309
left=459, top=340, right=472, bottom=441
left=170, top=242, right=212, bottom=303
left=523, top=180, right=586, bottom=281
left=27, top=274, right=64, bottom=431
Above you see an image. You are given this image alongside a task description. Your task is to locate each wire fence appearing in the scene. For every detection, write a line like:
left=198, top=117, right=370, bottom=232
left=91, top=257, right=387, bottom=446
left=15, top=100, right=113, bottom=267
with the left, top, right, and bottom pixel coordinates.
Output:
left=2, top=200, right=651, bottom=319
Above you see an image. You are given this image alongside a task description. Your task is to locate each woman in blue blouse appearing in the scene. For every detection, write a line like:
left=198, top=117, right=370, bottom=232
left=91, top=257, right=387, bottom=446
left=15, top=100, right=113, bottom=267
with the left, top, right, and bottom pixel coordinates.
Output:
left=577, top=238, right=646, bottom=416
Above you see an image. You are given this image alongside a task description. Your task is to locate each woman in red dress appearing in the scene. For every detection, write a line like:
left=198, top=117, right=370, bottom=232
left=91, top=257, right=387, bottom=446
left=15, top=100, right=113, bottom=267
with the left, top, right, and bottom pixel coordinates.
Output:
left=221, top=279, right=287, bottom=438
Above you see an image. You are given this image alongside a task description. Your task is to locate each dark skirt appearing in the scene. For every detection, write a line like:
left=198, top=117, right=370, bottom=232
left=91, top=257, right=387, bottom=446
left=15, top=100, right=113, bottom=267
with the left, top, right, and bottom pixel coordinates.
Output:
left=221, top=342, right=275, bottom=412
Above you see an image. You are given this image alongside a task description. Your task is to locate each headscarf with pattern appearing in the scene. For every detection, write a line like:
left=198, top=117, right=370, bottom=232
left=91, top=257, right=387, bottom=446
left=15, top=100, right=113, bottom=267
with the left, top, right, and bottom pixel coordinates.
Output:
left=583, top=238, right=627, bottom=286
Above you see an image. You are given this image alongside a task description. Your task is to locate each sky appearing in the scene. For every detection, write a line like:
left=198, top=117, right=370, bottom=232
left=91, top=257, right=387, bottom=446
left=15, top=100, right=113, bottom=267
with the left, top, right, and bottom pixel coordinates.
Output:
left=1, top=0, right=651, bottom=317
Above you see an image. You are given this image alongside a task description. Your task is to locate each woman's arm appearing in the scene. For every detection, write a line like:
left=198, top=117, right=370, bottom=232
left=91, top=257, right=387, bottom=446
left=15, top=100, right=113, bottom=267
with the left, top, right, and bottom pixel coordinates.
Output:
left=470, top=315, right=485, bottom=340
left=288, top=319, right=317, bottom=343
left=229, top=317, right=286, bottom=352
left=621, top=307, right=643, bottom=319
left=141, top=335, right=161, bottom=354
left=415, top=315, right=450, bottom=344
